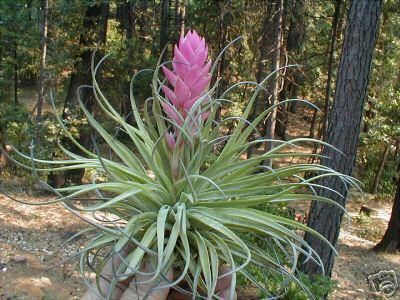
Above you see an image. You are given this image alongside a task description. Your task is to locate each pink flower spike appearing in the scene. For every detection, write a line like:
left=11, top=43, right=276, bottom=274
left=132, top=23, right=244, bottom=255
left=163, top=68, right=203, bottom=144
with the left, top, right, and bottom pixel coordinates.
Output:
left=180, top=41, right=196, bottom=63
left=162, top=85, right=179, bottom=107
left=174, top=77, right=191, bottom=107
left=184, top=65, right=200, bottom=88
left=160, top=29, right=212, bottom=131
left=160, top=101, right=183, bottom=126
left=173, top=46, right=190, bottom=79
left=198, top=61, right=212, bottom=78
left=162, top=66, right=177, bottom=87
left=191, top=74, right=212, bottom=97
left=189, top=30, right=201, bottom=49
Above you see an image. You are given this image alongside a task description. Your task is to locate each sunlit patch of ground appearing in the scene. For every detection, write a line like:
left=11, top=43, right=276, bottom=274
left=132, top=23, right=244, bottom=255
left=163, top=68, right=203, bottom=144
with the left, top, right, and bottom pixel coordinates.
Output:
left=0, top=193, right=86, bottom=299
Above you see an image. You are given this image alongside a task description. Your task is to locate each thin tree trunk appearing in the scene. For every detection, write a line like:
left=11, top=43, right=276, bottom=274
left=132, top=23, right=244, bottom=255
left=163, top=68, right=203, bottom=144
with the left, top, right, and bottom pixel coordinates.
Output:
left=64, top=3, right=109, bottom=112
left=117, top=0, right=136, bottom=125
left=374, top=160, right=400, bottom=252
left=128, top=0, right=136, bottom=39
left=62, top=2, right=110, bottom=185
left=172, top=0, right=186, bottom=49
left=263, top=0, right=283, bottom=167
left=173, top=0, right=186, bottom=45
left=178, top=0, right=186, bottom=36
left=13, top=41, right=18, bottom=105
left=36, top=0, right=48, bottom=120
left=214, top=0, right=233, bottom=122
left=137, top=0, right=148, bottom=40
left=160, top=0, right=170, bottom=60
left=321, top=0, right=342, bottom=141
left=309, top=107, right=318, bottom=138
left=372, top=144, right=390, bottom=194
left=275, top=0, right=306, bottom=139
left=247, top=1, right=272, bottom=159
left=301, top=0, right=382, bottom=279
left=309, top=0, right=342, bottom=165
left=215, top=1, right=232, bottom=97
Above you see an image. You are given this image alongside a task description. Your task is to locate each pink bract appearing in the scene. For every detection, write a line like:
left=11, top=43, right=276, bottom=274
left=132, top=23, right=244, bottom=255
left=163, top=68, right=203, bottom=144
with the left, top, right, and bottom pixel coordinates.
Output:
left=161, top=30, right=212, bottom=125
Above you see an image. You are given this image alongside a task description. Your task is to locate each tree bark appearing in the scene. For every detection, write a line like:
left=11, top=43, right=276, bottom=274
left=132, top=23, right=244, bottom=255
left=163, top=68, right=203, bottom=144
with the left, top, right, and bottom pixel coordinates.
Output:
left=172, top=0, right=186, bottom=47
left=128, top=0, right=136, bottom=39
left=374, top=161, right=400, bottom=252
left=36, top=0, right=48, bottom=120
left=309, top=107, right=318, bottom=138
left=160, top=0, right=170, bottom=60
left=137, top=0, right=148, bottom=40
left=178, top=0, right=186, bottom=36
left=372, top=144, right=390, bottom=194
left=321, top=0, right=342, bottom=142
left=301, top=0, right=382, bottom=278
left=247, top=1, right=272, bottom=159
left=116, top=0, right=137, bottom=125
left=263, top=0, right=283, bottom=167
left=13, top=40, right=18, bottom=105
left=116, top=0, right=136, bottom=39
left=64, top=2, right=109, bottom=113
left=309, top=0, right=342, bottom=164
left=62, top=2, right=109, bottom=185
left=275, top=0, right=306, bottom=139
left=214, top=0, right=233, bottom=123
left=215, top=0, right=233, bottom=98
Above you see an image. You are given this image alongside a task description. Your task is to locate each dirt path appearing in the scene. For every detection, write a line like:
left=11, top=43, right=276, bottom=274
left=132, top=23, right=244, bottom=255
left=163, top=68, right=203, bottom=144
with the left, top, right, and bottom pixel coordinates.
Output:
left=329, top=194, right=399, bottom=299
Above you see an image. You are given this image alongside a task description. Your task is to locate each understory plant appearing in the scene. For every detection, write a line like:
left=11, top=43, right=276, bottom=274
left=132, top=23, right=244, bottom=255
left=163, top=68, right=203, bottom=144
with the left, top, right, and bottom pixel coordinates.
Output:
left=7, top=30, right=357, bottom=299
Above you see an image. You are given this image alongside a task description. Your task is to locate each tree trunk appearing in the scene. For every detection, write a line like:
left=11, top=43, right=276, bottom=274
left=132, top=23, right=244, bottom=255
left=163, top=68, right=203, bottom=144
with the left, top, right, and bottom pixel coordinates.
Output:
left=13, top=40, right=18, bottom=105
left=372, top=144, right=390, bottom=194
left=137, top=0, right=148, bottom=40
left=160, top=0, right=170, bottom=60
left=247, top=1, right=272, bottom=159
left=275, top=0, right=306, bottom=139
left=215, top=1, right=233, bottom=98
left=116, top=0, right=137, bottom=125
left=128, top=0, right=136, bottom=39
left=321, top=0, right=342, bottom=141
left=213, top=0, right=233, bottom=123
left=178, top=0, right=186, bottom=36
left=62, top=2, right=110, bottom=185
left=374, top=161, right=400, bottom=252
left=274, top=94, right=287, bottom=140
left=309, top=107, right=318, bottom=138
left=36, top=0, right=48, bottom=120
left=116, top=0, right=136, bottom=39
left=301, top=0, right=382, bottom=278
left=172, top=0, right=186, bottom=47
left=309, top=0, right=343, bottom=164
left=263, top=0, right=283, bottom=167
left=64, top=2, right=109, bottom=112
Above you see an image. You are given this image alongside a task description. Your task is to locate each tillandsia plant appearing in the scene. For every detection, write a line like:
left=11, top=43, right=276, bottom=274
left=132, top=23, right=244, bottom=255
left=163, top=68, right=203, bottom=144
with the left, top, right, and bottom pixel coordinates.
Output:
left=6, top=30, right=358, bottom=299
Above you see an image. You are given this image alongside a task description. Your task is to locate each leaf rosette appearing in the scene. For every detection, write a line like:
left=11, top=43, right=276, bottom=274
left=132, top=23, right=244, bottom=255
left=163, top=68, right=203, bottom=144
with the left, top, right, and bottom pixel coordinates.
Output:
left=6, top=30, right=358, bottom=299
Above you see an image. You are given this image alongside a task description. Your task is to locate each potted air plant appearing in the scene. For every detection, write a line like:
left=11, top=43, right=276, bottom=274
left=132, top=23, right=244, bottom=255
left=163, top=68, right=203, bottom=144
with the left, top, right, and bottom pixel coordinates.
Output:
left=8, top=30, right=356, bottom=299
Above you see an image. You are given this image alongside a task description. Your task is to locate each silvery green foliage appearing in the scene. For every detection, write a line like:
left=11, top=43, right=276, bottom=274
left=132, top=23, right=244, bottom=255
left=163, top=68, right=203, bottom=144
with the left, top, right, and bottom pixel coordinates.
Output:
left=9, top=36, right=358, bottom=299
